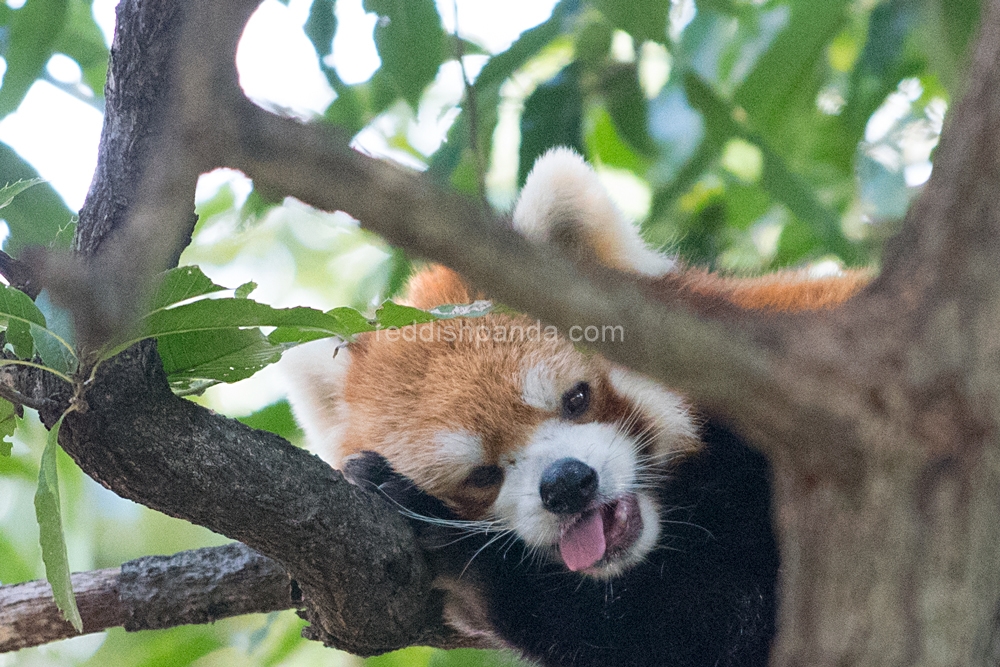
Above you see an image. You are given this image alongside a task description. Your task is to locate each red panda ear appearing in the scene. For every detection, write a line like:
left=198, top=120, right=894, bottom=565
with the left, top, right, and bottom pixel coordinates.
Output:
left=402, top=265, right=476, bottom=308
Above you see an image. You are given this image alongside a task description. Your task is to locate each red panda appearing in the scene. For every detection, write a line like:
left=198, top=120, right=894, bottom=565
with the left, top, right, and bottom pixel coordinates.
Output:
left=284, top=148, right=868, bottom=666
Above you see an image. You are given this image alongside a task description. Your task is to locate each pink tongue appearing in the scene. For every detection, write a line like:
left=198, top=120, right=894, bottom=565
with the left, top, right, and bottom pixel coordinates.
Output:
left=559, top=510, right=606, bottom=571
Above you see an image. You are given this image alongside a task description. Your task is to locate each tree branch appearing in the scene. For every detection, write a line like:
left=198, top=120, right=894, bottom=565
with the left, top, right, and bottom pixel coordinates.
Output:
left=52, top=342, right=468, bottom=655
left=0, top=543, right=293, bottom=653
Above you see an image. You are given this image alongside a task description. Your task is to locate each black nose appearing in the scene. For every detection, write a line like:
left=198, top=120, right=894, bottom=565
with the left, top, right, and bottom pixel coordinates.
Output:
left=540, top=457, right=599, bottom=515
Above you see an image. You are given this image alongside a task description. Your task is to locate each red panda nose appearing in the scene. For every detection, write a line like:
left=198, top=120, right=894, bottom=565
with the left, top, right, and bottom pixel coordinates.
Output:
left=540, top=457, right=599, bottom=515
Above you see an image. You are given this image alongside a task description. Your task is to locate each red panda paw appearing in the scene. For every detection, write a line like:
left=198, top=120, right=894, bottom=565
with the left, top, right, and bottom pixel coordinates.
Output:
left=344, top=452, right=501, bottom=587
left=344, top=451, right=458, bottom=524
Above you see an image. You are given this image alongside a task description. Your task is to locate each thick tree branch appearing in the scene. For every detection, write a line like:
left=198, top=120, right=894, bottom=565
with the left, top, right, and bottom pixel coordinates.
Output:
left=52, top=342, right=468, bottom=655
left=34, top=0, right=845, bottom=469
left=0, top=543, right=293, bottom=653
left=17, top=0, right=465, bottom=655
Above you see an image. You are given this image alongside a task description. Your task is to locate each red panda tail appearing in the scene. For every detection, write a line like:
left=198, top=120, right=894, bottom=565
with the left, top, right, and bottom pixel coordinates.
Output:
left=669, top=268, right=871, bottom=312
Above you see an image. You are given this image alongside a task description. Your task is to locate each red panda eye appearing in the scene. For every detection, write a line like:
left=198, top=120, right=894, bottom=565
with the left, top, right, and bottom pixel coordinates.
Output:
left=561, top=381, right=591, bottom=419
left=465, top=465, right=504, bottom=488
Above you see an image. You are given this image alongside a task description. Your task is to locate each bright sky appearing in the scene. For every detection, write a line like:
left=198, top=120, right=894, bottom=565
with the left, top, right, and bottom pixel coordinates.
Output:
left=0, top=0, right=558, bottom=212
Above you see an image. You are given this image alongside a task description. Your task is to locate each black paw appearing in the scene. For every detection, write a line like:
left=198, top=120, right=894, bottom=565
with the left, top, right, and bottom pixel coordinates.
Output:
left=344, top=451, right=456, bottom=522
left=343, top=450, right=397, bottom=487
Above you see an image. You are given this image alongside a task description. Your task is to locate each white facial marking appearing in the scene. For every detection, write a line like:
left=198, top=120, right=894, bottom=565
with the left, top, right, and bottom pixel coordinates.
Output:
left=434, top=430, right=485, bottom=467
left=493, top=419, right=658, bottom=575
left=607, top=366, right=699, bottom=458
left=521, top=361, right=558, bottom=411
left=282, top=338, right=352, bottom=467
left=389, top=430, right=485, bottom=493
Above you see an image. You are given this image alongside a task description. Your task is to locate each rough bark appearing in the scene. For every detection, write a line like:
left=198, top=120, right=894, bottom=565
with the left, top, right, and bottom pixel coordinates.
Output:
left=53, top=343, right=457, bottom=655
left=767, top=4, right=1000, bottom=663
left=4, top=0, right=1000, bottom=663
left=0, top=543, right=293, bottom=652
left=21, top=0, right=463, bottom=655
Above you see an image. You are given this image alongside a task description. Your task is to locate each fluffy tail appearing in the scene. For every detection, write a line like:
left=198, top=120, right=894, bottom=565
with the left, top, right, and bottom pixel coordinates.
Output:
left=512, top=148, right=675, bottom=277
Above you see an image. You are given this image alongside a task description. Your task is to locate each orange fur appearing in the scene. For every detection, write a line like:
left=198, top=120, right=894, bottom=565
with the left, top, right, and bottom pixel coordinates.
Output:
left=411, top=263, right=870, bottom=316
left=673, top=268, right=870, bottom=312
left=402, top=264, right=477, bottom=309
left=286, top=147, right=872, bottom=527
left=333, top=260, right=869, bottom=520
left=339, top=269, right=637, bottom=517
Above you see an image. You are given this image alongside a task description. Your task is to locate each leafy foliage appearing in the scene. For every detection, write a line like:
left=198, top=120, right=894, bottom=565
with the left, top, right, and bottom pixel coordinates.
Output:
left=33, top=415, right=82, bottom=632
left=94, top=266, right=489, bottom=391
left=365, top=0, right=445, bottom=109
left=0, top=143, right=76, bottom=256
left=0, top=400, right=15, bottom=457
left=0, top=283, right=77, bottom=379
left=0, top=0, right=70, bottom=119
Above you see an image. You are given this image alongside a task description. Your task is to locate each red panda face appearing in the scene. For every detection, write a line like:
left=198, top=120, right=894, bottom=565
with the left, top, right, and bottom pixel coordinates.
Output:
left=286, top=297, right=699, bottom=577
left=283, top=147, right=706, bottom=577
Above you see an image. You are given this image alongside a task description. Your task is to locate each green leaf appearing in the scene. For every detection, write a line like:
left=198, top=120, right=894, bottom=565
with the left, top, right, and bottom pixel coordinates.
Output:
left=600, top=63, right=656, bottom=157
left=142, top=299, right=352, bottom=339
left=305, top=0, right=337, bottom=60
left=774, top=217, right=822, bottom=265
left=238, top=187, right=278, bottom=225
left=0, top=444, right=34, bottom=480
left=683, top=73, right=856, bottom=263
left=110, top=298, right=370, bottom=361
left=6, top=317, right=32, bottom=359
left=0, top=399, right=16, bottom=456
left=32, top=290, right=78, bottom=376
left=364, top=0, right=445, bottom=108
left=0, top=531, right=35, bottom=584
left=647, top=135, right=722, bottom=226
left=575, top=16, right=614, bottom=67
left=237, top=400, right=303, bottom=442
left=586, top=106, right=647, bottom=173
left=30, top=322, right=78, bottom=377
left=0, top=0, right=70, bottom=119
left=724, top=182, right=771, bottom=230
left=158, top=328, right=285, bottom=385
left=324, top=84, right=367, bottom=134
left=265, top=327, right=337, bottom=346
left=519, top=62, right=584, bottom=187
left=733, top=0, right=850, bottom=132
left=0, top=281, right=46, bottom=328
left=839, top=1, right=922, bottom=147
left=267, top=305, right=374, bottom=345
left=919, top=0, right=980, bottom=93
left=428, top=1, right=575, bottom=184
left=150, top=266, right=230, bottom=311
left=0, top=177, right=43, bottom=209
left=0, top=142, right=75, bottom=255
left=80, top=624, right=227, bottom=667
left=590, top=0, right=668, bottom=43
left=53, top=0, right=110, bottom=97
left=234, top=282, right=257, bottom=299
left=428, top=300, right=493, bottom=319
left=375, top=301, right=437, bottom=328
left=383, top=248, right=412, bottom=300
left=34, top=414, right=82, bottom=632
left=366, top=647, right=435, bottom=667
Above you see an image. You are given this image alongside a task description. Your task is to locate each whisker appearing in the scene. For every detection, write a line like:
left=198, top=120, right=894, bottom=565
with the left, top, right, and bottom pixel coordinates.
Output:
left=462, top=530, right=517, bottom=577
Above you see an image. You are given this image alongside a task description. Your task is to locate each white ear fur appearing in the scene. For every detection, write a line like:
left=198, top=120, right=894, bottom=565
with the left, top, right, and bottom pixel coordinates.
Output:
left=607, top=366, right=700, bottom=458
left=512, top=147, right=676, bottom=277
left=281, top=338, right=352, bottom=467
